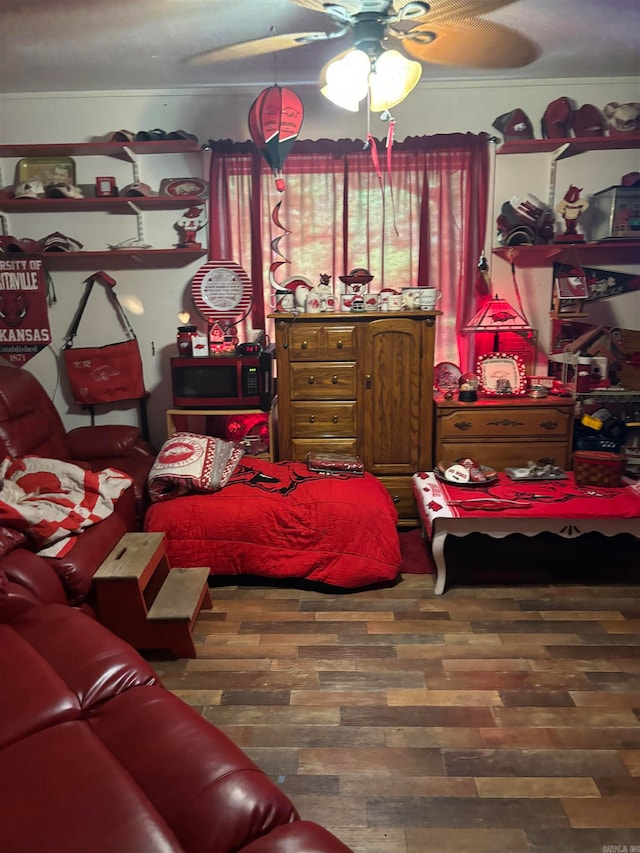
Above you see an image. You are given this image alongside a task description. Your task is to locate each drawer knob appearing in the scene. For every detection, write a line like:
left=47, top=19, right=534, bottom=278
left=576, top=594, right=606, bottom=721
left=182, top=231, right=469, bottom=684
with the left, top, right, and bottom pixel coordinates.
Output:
left=308, top=375, right=315, bottom=384
left=309, top=414, right=315, bottom=423
left=336, top=340, right=343, bottom=349
left=301, top=340, right=308, bottom=350
left=366, top=374, right=372, bottom=389
left=540, top=420, right=558, bottom=431
left=332, top=414, right=339, bottom=423
left=391, top=494, right=401, bottom=504
left=454, top=421, right=471, bottom=431
left=332, top=375, right=338, bottom=384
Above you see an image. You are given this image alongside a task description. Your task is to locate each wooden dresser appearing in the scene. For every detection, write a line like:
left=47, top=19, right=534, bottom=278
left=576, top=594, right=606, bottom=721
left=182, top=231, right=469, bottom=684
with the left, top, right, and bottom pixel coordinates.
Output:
left=271, top=312, right=438, bottom=525
left=434, top=394, right=575, bottom=470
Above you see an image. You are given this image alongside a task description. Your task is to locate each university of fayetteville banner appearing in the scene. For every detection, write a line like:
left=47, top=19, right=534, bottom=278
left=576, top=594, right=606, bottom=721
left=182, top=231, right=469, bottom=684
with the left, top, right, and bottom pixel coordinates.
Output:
left=0, top=255, right=51, bottom=365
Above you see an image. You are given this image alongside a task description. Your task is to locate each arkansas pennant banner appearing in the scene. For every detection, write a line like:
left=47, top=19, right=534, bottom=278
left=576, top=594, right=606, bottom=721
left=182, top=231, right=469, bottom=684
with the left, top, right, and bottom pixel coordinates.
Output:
left=0, top=255, right=51, bottom=366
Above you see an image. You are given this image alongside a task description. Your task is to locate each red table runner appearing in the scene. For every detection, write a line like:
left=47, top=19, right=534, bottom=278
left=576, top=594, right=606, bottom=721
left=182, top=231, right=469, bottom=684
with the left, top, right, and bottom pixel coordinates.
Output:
left=413, top=472, right=640, bottom=520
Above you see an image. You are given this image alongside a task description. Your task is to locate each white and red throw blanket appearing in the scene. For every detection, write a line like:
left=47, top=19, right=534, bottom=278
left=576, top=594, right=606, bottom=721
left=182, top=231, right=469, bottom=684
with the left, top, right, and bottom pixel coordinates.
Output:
left=0, top=456, right=133, bottom=557
left=148, top=432, right=245, bottom=503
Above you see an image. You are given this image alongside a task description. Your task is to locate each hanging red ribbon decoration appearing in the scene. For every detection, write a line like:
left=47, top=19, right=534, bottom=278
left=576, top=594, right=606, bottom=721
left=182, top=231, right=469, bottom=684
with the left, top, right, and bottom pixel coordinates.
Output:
left=249, top=86, right=304, bottom=292
left=365, top=117, right=399, bottom=239
left=384, top=115, right=399, bottom=237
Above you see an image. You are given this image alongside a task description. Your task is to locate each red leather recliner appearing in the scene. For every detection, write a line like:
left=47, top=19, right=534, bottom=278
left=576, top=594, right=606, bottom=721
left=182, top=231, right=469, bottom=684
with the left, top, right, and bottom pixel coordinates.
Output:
left=0, top=602, right=352, bottom=852
left=0, top=364, right=155, bottom=527
left=0, top=534, right=352, bottom=852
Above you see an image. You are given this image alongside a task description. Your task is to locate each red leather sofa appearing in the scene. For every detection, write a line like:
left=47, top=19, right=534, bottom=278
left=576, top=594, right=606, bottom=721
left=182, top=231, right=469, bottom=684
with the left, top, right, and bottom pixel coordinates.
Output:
left=0, top=364, right=155, bottom=527
left=0, top=538, right=352, bottom=852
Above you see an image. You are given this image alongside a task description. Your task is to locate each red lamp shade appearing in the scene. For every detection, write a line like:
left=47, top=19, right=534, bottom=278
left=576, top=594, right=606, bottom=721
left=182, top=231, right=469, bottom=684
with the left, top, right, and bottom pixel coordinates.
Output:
left=462, top=294, right=533, bottom=351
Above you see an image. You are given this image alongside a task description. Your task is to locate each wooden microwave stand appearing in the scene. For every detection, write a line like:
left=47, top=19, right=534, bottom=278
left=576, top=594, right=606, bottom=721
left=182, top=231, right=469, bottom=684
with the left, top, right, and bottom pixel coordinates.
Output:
left=166, top=402, right=278, bottom=463
left=270, top=311, right=438, bottom=525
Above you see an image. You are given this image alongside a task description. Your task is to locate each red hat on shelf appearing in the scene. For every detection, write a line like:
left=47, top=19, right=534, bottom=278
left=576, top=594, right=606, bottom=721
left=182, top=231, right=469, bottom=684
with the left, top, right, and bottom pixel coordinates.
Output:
left=492, top=109, right=534, bottom=142
left=120, top=182, right=157, bottom=197
left=571, top=104, right=606, bottom=137
left=542, top=97, right=573, bottom=139
left=622, top=171, right=640, bottom=187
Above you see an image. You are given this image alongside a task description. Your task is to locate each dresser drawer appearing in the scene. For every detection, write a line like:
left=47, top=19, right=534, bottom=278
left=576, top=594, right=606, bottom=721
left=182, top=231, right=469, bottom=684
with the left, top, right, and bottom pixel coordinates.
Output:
left=290, top=438, right=359, bottom=461
left=288, top=323, right=358, bottom=360
left=291, top=401, right=357, bottom=437
left=437, top=440, right=571, bottom=470
left=377, top=475, right=417, bottom=520
left=290, top=362, right=357, bottom=400
left=438, top=406, right=573, bottom=440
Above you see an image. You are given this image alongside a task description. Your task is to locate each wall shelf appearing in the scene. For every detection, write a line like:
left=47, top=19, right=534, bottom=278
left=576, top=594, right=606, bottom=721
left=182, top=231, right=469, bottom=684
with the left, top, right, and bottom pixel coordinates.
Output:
left=0, top=196, right=207, bottom=214
left=41, top=248, right=206, bottom=271
left=0, top=140, right=202, bottom=160
left=493, top=241, right=640, bottom=268
left=497, top=136, right=640, bottom=158
left=0, top=140, right=208, bottom=269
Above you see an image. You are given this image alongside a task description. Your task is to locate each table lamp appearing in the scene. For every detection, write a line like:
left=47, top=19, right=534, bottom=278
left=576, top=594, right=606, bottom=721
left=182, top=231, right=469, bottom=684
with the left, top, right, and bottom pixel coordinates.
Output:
left=462, top=294, right=534, bottom=351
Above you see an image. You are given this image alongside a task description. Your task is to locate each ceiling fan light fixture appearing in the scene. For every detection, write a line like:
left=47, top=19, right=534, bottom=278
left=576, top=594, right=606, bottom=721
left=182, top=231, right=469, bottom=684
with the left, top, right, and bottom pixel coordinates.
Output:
left=322, top=46, right=421, bottom=113
left=321, top=48, right=371, bottom=111
left=369, top=49, right=422, bottom=112
left=320, top=83, right=363, bottom=112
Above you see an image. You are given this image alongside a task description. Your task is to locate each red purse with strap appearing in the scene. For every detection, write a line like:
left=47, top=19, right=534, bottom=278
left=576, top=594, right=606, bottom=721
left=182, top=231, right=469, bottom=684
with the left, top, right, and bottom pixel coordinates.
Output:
left=63, top=271, right=146, bottom=405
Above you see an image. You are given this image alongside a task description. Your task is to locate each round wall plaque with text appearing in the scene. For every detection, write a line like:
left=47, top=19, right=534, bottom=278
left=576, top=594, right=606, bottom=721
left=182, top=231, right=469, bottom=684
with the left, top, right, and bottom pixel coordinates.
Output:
left=191, top=260, right=253, bottom=325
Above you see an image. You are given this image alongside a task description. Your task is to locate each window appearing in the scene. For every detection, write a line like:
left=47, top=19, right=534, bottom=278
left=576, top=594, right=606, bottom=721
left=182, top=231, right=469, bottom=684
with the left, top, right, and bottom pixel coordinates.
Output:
left=209, top=133, right=489, bottom=366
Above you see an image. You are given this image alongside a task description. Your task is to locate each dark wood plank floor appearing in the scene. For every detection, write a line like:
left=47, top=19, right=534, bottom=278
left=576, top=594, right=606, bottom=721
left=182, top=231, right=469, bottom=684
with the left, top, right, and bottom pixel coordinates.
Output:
left=150, top=567, right=640, bottom=853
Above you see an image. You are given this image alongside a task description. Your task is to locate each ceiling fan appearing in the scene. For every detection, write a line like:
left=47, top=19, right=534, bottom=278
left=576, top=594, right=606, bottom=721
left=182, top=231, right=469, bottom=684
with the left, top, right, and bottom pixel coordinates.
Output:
left=188, top=0, right=539, bottom=72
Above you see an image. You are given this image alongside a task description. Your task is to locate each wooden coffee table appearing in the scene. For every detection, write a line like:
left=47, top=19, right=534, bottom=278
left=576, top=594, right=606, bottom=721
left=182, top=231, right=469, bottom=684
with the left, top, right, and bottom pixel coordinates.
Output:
left=412, top=472, right=640, bottom=595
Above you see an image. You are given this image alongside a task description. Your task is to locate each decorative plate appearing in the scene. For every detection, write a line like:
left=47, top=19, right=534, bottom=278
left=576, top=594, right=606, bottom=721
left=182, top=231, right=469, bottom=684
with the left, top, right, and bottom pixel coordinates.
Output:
left=159, top=177, right=208, bottom=198
left=434, top=362, right=462, bottom=392
left=434, top=466, right=498, bottom=487
left=476, top=352, right=527, bottom=396
left=191, top=260, right=252, bottom=324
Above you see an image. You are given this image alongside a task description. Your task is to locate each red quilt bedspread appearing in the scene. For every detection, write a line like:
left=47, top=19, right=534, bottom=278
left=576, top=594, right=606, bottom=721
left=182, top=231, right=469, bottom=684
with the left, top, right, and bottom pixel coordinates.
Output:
left=144, top=458, right=402, bottom=588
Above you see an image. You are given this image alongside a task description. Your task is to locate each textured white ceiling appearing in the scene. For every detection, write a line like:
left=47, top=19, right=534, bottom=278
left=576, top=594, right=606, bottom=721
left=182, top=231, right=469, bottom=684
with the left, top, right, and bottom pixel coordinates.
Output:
left=0, top=0, right=638, bottom=94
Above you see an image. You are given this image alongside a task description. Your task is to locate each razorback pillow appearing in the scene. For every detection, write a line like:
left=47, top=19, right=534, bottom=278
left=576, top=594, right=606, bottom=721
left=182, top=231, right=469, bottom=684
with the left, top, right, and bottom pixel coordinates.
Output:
left=148, top=432, right=245, bottom=503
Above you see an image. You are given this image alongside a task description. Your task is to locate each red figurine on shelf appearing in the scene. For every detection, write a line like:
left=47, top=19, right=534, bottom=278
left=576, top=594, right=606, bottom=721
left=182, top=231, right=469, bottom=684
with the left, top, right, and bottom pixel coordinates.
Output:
left=555, top=185, right=590, bottom=242
left=175, top=205, right=206, bottom=248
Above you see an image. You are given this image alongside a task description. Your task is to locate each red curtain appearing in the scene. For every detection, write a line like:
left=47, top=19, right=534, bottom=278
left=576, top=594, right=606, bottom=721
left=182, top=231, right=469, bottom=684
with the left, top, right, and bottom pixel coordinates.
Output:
left=208, top=133, right=489, bottom=368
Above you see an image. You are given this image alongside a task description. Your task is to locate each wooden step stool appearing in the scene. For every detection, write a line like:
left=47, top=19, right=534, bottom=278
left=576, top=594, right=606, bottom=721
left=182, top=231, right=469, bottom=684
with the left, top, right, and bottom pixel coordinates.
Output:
left=93, top=532, right=212, bottom=658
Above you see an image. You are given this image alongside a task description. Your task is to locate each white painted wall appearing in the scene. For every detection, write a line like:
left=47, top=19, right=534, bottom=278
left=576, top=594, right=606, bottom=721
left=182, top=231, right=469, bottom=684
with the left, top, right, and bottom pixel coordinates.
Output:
left=1, top=77, right=638, bottom=447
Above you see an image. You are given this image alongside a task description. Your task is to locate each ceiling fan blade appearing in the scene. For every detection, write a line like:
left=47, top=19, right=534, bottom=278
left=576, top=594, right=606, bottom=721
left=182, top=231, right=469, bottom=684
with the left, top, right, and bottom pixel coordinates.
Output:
left=187, top=32, right=333, bottom=66
left=403, top=18, right=539, bottom=68
left=288, top=0, right=367, bottom=14
left=401, top=0, right=519, bottom=22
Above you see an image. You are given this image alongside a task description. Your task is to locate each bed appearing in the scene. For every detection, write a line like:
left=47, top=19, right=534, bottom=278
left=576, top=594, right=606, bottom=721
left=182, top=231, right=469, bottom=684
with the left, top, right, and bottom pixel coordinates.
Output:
left=144, top=456, right=402, bottom=588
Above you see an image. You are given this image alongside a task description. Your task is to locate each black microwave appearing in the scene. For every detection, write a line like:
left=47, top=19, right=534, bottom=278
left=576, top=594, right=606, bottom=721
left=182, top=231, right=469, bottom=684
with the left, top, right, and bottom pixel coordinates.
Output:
left=171, top=345, right=275, bottom=411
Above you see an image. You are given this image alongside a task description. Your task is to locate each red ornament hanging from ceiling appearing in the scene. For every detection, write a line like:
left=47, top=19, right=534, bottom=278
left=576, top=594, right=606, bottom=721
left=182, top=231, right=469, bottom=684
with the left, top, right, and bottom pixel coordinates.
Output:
left=248, top=84, right=304, bottom=294
left=248, top=85, right=304, bottom=193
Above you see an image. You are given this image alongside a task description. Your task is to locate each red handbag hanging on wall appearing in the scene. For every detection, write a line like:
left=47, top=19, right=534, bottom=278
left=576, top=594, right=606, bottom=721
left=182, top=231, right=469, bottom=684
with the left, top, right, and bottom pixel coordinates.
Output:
left=63, top=271, right=146, bottom=405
